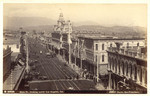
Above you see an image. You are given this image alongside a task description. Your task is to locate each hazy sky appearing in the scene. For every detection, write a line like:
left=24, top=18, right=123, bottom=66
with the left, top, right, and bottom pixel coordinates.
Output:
left=4, top=3, right=147, bottom=27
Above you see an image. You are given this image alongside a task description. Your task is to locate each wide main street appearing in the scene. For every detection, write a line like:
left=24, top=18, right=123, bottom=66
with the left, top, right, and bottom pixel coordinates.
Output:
left=27, top=37, right=96, bottom=91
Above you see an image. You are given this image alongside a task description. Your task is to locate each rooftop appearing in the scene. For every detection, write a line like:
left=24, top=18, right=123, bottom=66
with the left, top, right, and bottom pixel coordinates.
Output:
left=3, top=46, right=12, bottom=57
left=78, top=35, right=145, bottom=40
left=3, top=36, right=20, bottom=45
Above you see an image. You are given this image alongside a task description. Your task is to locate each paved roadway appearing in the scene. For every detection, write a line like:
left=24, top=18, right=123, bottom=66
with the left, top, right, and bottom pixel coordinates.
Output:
left=28, top=37, right=96, bottom=91
left=28, top=38, right=78, bottom=80
left=29, top=79, right=95, bottom=90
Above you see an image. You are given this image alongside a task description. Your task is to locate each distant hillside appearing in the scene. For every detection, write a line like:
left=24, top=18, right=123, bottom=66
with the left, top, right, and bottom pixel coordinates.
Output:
left=3, top=16, right=146, bottom=38
left=24, top=25, right=54, bottom=33
left=3, top=16, right=56, bottom=30
left=73, top=21, right=99, bottom=26
left=73, top=25, right=146, bottom=38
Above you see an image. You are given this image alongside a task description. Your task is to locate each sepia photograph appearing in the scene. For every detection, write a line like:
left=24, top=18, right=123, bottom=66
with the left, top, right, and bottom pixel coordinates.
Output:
left=2, top=3, right=147, bottom=94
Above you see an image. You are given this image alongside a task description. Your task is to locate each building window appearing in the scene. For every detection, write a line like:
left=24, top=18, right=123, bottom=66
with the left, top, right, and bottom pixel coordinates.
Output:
left=102, top=55, right=104, bottom=62
left=127, top=43, right=129, bottom=48
left=140, top=68, right=142, bottom=83
left=126, top=64, right=128, bottom=76
left=110, top=58, right=112, bottom=69
left=145, top=70, right=147, bottom=85
left=102, top=44, right=104, bottom=50
left=110, top=43, right=112, bottom=47
left=95, top=44, right=98, bottom=50
left=119, top=62, right=120, bottom=74
left=135, top=66, right=137, bottom=80
left=122, top=63, right=124, bottom=75
left=16, top=44, right=19, bottom=49
left=112, top=60, right=114, bottom=70
left=115, top=61, right=117, bottom=73
left=137, top=43, right=139, bottom=47
left=130, top=65, right=132, bottom=78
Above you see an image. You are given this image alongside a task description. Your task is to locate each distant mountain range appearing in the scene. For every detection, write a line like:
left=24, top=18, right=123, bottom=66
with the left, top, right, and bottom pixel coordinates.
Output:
left=73, top=25, right=146, bottom=38
left=3, top=16, right=146, bottom=38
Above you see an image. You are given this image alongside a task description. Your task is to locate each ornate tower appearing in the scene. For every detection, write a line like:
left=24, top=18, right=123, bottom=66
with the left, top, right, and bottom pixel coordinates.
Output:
left=57, top=12, right=65, bottom=27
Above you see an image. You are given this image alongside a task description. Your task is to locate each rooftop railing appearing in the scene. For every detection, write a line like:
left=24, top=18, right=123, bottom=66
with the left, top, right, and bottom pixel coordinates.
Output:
left=108, top=47, right=146, bottom=60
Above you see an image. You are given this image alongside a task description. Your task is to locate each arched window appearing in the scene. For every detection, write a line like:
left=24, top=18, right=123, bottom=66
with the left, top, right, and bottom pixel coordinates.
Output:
left=102, top=55, right=104, bottom=62
left=145, top=69, right=147, bottom=85
left=110, top=58, right=112, bottom=69
left=122, top=62, right=124, bottom=75
left=118, top=60, right=120, bottom=74
left=140, top=68, right=142, bottom=83
left=115, top=59, right=117, bottom=73
left=135, top=65, right=137, bottom=80
left=112, top=59, right=114, bottom=71
left=130, top=64, right=132, bottom=78
left=128, top=64, right=132, bottom=78
left=102, top=44, right=104, bottom=50
left=126, top=63, right=128, bottom=76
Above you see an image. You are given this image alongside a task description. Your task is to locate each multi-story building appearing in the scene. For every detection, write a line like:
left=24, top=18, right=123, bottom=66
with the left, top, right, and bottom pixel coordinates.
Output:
left=3, top=31, right=20, bottom=81
left=49, top=12, right=72, bottom=64
left=3, top=46, right=12, bottom=81
left=3, top=29, right=27, bottom=90
left=49, top=13, right=146, bottom=89
left=77, top=36, right=145, bottom=82
left=107, top=45, right=147, bottom=93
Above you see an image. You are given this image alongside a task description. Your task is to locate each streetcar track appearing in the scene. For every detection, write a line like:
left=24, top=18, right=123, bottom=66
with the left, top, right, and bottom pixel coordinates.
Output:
left=47, top=63, right=59, bottom=79
left=51, top=59, right=70, bottom=79
left=47, top=59, right=65, bottom=79
left=71, top=80, right=80, bottom=90
left=28, top=38, right=89, bottom=91
left=67, top=81, right=76, bottom=90
left=43, top=61, right=58, bottom=90
left=57, top=80, right=65, bottom=90
left=61, top=81, right=68, bottom=90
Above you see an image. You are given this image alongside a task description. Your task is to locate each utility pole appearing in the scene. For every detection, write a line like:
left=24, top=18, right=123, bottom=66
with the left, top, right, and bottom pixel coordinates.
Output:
left=78, top=39, right=79, bottom=58
left=97, top=54, right=99, bottom=82
left=68, top=32, right=71, bottom=65
left=80, top=56, right=82, bottom=69
left=80, top=40, right=84, bottom=70
left=74, top=42, right=77, bottom=66
left=26, top=33, right=29, bottom=74
left=68, top=20, right=72, bottom=66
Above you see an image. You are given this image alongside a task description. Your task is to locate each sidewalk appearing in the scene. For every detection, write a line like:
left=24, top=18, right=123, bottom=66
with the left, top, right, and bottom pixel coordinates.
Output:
left=3, top=65, right=25, bottom=90
left=95, top=82, right=105, bottom=90
left=56, top=54, right=107, bottom=90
